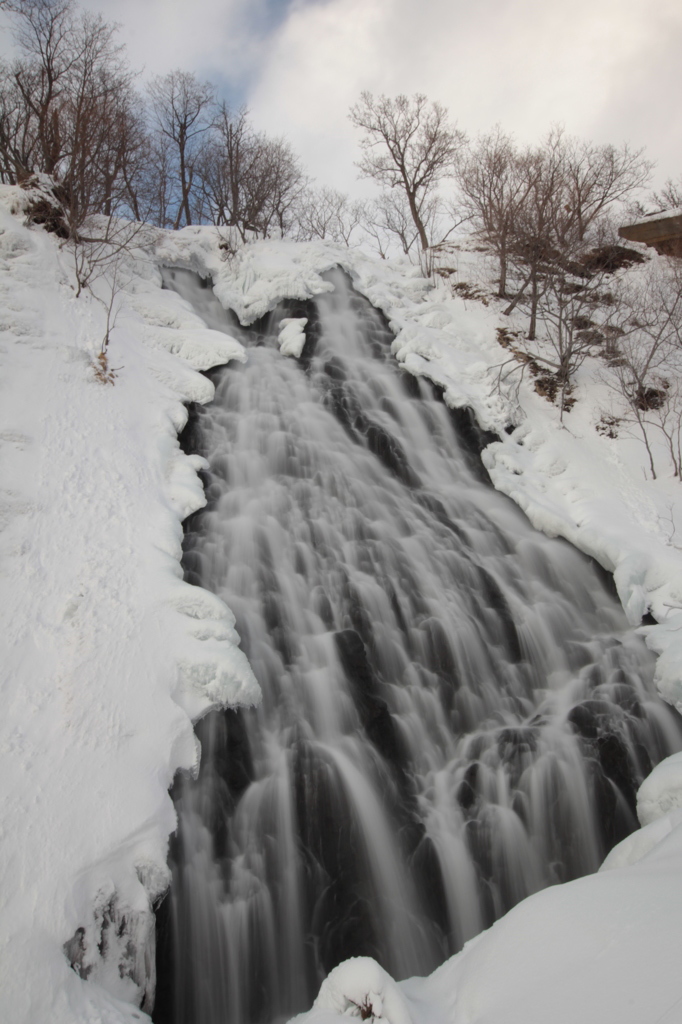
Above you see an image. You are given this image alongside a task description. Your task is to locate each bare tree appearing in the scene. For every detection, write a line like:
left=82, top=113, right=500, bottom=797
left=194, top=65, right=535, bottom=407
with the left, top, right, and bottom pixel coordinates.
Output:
left=563, top=137, right=652, bottom=241
left=0, top=0, right=145, bottom=232
left=651, top=175, right=682, bottom=214
left=360, top=190, right=422, bottom=258
left=199, top=103, right=253, bottom=232
left=147, top=70, right=214, bottom=229
left=133, top=131, right=174, bottom=228
left=295, top=186, right=364, bottom=245
left=60, top=22, right=139, bottom=227
left=533, top=265, right=609, bottom=420
left=349, top=92, right=465, bottom=251
left=604, top=257, right=682, bottom=477
left=503, top=130, right=571, bottom=339
left=456, top=127, right=536, bottom=298
left=0, top=0, right=77, bottom=178
left=199, top=104, right=306, bottom=239
left=249, top=134, right=306, bottom=238
left=82, top=82, right=148, bottom=220
left=457, top=126, right=652, bottom=336
left=491, top=128, right=651, bottom=408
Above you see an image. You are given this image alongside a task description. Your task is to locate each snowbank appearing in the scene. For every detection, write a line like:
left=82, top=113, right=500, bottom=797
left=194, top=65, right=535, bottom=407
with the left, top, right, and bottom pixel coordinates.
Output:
left=0, top=191, right=258, bottom=1023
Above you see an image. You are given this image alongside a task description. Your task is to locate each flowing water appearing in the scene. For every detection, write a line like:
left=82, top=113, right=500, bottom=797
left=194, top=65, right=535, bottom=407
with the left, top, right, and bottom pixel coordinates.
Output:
left=154, top=267, right=682, bottom=1024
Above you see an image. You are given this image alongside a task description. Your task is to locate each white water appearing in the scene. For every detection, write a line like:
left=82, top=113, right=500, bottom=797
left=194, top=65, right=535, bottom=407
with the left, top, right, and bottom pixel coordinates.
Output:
left=155, top=267, right=682, bottom=1024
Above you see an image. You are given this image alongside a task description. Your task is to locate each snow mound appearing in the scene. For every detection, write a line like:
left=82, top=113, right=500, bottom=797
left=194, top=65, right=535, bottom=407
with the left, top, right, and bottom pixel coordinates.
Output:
left=127, top=281, right=247, bottom=371
left=313, top=957, right=413, bottom=1024
left=637, top=749, right=682, bottom=825
left=278, top=316, right=308, bottom=357
left=600, top=807, right=682, bottom=870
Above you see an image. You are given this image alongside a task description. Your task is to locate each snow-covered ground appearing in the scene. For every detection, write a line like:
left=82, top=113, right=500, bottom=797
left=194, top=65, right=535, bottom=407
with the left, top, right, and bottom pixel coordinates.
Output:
left=0, top=188, right=258, bottom=1023
left=2, top=186, right=682, bottom=1022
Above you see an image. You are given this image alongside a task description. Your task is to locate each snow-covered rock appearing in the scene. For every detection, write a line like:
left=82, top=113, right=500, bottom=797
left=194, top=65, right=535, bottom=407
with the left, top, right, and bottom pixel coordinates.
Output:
left=278, top=316, right=308, bottom=358
left=313, top=957, right=413, bottom=1024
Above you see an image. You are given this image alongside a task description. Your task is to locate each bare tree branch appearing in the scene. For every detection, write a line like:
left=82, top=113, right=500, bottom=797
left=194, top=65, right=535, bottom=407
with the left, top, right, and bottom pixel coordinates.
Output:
left=349, top=92, right=465, bottom=251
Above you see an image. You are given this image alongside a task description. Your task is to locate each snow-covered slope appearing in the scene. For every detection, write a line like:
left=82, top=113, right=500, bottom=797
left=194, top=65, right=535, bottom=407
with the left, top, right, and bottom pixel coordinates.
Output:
left=1, top=193, right=682, bottom=1023
left=0, top=191, right=258, bottom=1023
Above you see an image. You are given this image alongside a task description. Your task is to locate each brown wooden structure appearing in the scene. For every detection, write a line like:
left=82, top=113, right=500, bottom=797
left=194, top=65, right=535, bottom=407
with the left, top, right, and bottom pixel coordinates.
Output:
left=619, top=212, right=682, bottom=256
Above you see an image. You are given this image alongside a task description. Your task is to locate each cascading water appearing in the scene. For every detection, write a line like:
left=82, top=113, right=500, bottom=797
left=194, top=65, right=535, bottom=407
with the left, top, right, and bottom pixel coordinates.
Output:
left=154, top=267, right=682, bottom=1024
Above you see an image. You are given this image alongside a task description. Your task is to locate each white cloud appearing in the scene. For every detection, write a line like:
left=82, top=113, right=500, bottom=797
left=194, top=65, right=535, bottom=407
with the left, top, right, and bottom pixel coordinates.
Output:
left=4, top=0, right=679, bottom=195
left=247, top=0, right=682, bottom=192
left=79, top=0, right=275, bottom=86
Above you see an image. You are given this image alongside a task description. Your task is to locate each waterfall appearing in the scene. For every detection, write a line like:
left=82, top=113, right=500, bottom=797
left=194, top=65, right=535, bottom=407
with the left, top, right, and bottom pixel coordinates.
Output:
left=154, top=267, right=682, bottom=1024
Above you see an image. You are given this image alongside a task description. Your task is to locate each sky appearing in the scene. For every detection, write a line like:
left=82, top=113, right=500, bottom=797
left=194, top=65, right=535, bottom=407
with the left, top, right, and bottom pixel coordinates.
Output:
left=3, top=0, right=681, bottom=197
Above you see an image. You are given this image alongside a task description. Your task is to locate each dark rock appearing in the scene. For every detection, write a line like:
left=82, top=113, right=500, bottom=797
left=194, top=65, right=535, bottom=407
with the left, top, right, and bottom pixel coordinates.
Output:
left=567, top=703, right=599, bottom=739
left=365, top=421, right=420, bottom=487
left=597, top=733, right=637, bottom=812
left=457, top=762, right=480, bottom=811
left=334, top=630, right=408, bottom=774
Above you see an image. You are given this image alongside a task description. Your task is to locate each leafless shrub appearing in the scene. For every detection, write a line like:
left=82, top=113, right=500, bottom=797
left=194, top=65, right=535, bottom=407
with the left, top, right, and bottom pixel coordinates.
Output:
left=451, top=280, right=489, bottom=305
left=602, top=258, right=682, bottom=477
left=578, top=244, right=645, bottom=275
left=22, top=175, right=70, bottom=236
left=358, top=997, right=374, bottom=1021
left=595, top=414, right=621, bottom=439
left=650, top=175, right=682, bottom=214
left=295, top=186, right=364, bottom=245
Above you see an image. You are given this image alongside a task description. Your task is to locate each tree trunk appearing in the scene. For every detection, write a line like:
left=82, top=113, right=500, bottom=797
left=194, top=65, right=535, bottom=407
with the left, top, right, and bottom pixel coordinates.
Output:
left=503, top=271, right=532, bottom=316
left=177, top=134, right=192, bottom=228
left=498, top=237, right=507, bottom=298
left=528, top=268, right=538, bottom=341
left=405, top=188, right=429, bottom=251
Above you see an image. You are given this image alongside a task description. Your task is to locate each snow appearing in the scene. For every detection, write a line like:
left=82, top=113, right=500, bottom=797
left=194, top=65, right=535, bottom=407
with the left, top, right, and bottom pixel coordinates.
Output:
left=313, top=958, right=414, bottom=1024
left=278, top=316, right=308, bottom=357
left=2, top=192, right=682, bottom=1023
left=0, top=190, right=258, bottom=1023
left=627, top=206, right=682, bottom=224
left=636, top=750, right=682, bottom=826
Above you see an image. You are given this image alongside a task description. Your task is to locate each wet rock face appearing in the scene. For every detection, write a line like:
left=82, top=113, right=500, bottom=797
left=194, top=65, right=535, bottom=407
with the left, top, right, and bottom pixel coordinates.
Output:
left=364, top=422, right=418, bottom=487
left=154, top=266, right=682, bottom=1024
left=334, top=629, right=408, bottom=777
left=568, top=703, right=600, bottom=739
